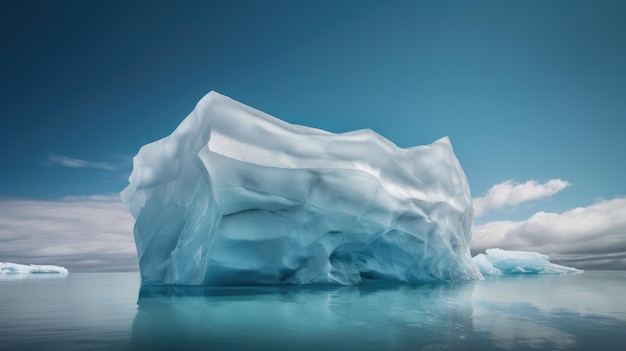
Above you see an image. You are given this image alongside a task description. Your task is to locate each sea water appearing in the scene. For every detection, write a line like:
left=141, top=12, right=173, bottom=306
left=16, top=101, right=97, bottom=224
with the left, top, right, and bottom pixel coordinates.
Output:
left=0, top=271, right=624, bottom=350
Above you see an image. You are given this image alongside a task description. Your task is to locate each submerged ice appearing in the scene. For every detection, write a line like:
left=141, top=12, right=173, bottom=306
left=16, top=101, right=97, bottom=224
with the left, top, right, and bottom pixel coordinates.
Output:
left=122, top=91, right=481, bottom=286
left=473, top=248, right=582, bottom=276
left=0, top=262, right=69, bottom=275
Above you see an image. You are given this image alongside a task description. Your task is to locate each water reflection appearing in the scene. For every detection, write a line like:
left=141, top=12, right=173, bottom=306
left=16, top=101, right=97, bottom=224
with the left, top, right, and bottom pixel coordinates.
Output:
left=471, top=272, right=626, bottom=350
left=132, top=272, right=626, bottom=350
left=133, top=283, right=476, bottom=351
left=3, top=272, right=625, bottom=350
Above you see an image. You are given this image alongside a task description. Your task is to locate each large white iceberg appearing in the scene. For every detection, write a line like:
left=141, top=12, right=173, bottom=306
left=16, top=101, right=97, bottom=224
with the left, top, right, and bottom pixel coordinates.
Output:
left=122, top=91, right=481, bottom=286
left=472, top=248, right=582, bottom=276
left=0, top=262, right=69, bottom=275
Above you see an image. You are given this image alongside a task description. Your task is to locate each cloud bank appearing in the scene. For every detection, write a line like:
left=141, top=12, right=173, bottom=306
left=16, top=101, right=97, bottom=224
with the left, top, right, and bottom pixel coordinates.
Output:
left=471, top=196, right=626, bottom=270
left=473, top=179, right=571, bottom=216
left=0, top=195, right=137, bottom=272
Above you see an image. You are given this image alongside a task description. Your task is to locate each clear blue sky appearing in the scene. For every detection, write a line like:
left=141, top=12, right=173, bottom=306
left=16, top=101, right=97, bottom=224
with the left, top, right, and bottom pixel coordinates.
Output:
left=1, top=1, right=625, bottom=270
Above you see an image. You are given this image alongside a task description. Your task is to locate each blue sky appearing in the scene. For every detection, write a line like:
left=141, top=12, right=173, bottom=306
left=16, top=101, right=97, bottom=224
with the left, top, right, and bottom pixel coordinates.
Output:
left=1, top=0, right=625, bottom=271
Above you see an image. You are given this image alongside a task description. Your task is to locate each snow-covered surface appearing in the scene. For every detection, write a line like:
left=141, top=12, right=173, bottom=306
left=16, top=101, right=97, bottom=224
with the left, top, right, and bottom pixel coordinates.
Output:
left=472, top=248, right=582, bottom=276
left=0, top=262, right=69, bottom=275
left=122, top=91, right=480, bottom=286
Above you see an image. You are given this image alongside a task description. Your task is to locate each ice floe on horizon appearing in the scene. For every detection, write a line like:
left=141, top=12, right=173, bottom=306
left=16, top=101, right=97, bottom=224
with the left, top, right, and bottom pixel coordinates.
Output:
left=473, top=248, right=582, bottom=276
left=1, top=262, right=69, bottom=275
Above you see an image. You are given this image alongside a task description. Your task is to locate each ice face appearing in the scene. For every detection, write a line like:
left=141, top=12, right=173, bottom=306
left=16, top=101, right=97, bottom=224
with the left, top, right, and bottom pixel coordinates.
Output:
left=472, top=248, right=582, bottom=275
left=0, top=262, right=69, bottom=275
left=121, top=91, right=481, bottom=286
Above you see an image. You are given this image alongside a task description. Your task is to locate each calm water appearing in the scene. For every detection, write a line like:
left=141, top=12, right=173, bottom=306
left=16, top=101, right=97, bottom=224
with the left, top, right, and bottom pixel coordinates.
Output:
left=1, top=271, right=625, bottom=351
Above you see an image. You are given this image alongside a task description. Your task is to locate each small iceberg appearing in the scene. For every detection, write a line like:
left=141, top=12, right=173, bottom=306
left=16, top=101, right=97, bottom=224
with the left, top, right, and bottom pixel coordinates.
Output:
left=0, top=262, right=69, bottom=275
left=472, top=248, right=582, bottom=276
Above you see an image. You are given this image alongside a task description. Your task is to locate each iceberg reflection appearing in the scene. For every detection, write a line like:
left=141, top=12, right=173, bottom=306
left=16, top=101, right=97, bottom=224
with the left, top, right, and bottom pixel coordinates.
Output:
left=133, top=283, right=475, bottom=351
left=132, top=273, right=626, bottom=350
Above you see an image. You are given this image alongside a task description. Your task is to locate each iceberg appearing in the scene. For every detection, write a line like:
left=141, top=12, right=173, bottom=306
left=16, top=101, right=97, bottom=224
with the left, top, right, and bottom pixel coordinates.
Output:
left=0, top=262, right=69, bottom=275
left=122, top=91, right=481, bottom=286
left=472, top=248, right=582, bottom=276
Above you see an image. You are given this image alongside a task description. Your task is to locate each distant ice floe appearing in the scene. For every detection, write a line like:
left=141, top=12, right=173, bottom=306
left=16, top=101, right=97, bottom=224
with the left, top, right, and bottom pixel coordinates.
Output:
left=472, top=248, right=582, bottom=276
left=0, top=262, right=69, bottom=275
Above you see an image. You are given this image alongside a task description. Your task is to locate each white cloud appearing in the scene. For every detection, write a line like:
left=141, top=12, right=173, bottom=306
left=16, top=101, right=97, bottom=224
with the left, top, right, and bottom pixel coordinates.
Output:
left=0, top=195, right=137, bottom=272
left=473, top=179, right=571, bottom=217
left=46, top=154, right=119, bottom=170
left=471, top=196, right=626, bottom=270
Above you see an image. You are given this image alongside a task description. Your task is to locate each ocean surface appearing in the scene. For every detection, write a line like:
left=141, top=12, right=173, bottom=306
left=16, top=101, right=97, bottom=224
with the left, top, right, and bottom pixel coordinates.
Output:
left=1, top=271, right=625, bottom=351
